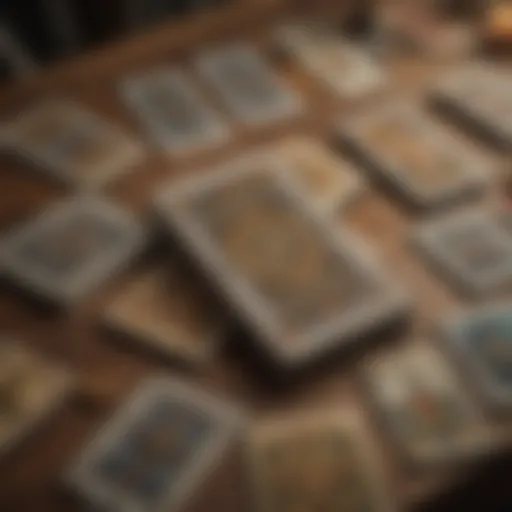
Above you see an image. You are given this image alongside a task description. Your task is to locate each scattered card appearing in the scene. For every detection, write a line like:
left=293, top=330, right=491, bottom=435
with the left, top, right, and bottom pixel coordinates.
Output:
left=194, top=43, right=302, bottom=126
left=67, top=377, right=242, bottom=512
left=246, top=411, right=394, bottom=512
left=412, top=209, right=512, bottom=296
left=363, top=343, right=493, bottom=468
left=0, top=196, right=146, bottom=305
left=121, top=67, right=229, bottom=154
left=339, top=102, right=490, bottom=209
left=104, top=262, right=227, bottom=365
left=154, top=152, right=408, bottom=368
left=0, top=100, right=145, bottom=188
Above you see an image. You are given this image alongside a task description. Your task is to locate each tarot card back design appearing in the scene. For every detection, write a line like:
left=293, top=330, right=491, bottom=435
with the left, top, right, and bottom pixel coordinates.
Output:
left=155, top=155, right=408, bottom=366
left=365, top=344, right=492, bottom=467
left=121, top=68, right=228, bottom=154
left=194, top=44, right=302, bottom=126
left=68, top=378, right=241, bottom=512
left=247, top=413, right=393, bottom=512
left=0, top=100, right=144, bottom=187
left=104, top=264, right=227, bottom=363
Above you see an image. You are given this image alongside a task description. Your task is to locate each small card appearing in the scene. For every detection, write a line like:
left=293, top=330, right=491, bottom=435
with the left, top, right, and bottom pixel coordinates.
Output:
left=276, top=22, right=385, bottom=99
left=194, top=43, right=302, bottom=126
left=340, top=103, right=490, bottom=209
left=155, top=152, right=408, bottom=368
left=1, top=197, right=145, bottom=305
left=67, top=377, right=241, bottom=512
left=364, top=343, right=493, bottom=468
left=0, top=341, right=73, bottom=458
left=246, top=411, right=393, bottom=512
left=104, top=263, right=227, bottom=364
left=0, top=100, right=145, bottom=188
left=121, top=67, right=229, bottom=154
left=276, top=135, right=365, bottom=215
left=443, top=303, right=512, bottom=412
left=412, top=209, right=512, bottom=295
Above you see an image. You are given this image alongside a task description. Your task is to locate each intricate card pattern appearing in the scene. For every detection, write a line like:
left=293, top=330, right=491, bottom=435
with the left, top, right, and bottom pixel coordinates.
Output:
left=0, top=100, right=145, bottom=187
left=67, top=378, right=241, bottom=512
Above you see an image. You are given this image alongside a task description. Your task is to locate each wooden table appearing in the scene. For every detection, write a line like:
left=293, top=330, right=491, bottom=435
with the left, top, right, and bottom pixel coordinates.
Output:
left=1, top=1, right=512, bottom=510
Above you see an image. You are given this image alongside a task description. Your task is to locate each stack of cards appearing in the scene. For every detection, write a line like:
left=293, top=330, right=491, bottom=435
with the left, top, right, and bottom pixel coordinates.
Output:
left=155, top=153, right=409, bottom=368
left=276, top=22, right=385, bottom=99
left=0, top=197, right=146, bottom=305
left=339, top=103, right=490, bottom=210
left=430, top=64, right=512, bottom=148
left=443, top=303, right=512, bottom=413
left=194, top=43, right=302, bottom=126
left=246, top=412, right=394, bottom=512
left=412, top=209, right=512, bottom=296
left=0, top=100, right=145, bottom=188
left=363, top=343, right=493, bottom=468
left=121, top=67, right=229, bottom=155
left=67, top=377, right=242, bottom=512
left=275, top=135, right=365, bottom=215
left=104, top=262, right=227, bottom=365
left=0, top=341, right=73, bottom=457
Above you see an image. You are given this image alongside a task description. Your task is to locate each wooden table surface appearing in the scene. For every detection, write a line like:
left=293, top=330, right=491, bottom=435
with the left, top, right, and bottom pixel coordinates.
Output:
left=1, top=1, right=512, bottom=511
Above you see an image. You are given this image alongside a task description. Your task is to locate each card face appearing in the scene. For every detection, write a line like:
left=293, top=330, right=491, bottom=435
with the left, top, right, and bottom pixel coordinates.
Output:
left=276, top=136, right=364, bottom=214
left=444, top=304, right=512, bottom=411
left=276, top=22, right=385, bottom=99
left=0, top=341, right=72, bottom=457
left=194, top=43, right=302, bottom=126
left=104, top=263, right=227, bottom=364
left=247, top=412, right=393, bottom=512
left=121, top=67, right=229, bottom=154
left=0, top=100, right=145, bottom=188
left=413, top=209, right=512, bottom=295
left=340, top=103, right=489, bottom=208
left=1, top=197, right=145, bottom=304
left=155, top=153, right=408, bottom=367
left=67, top=378, right=241, bottom=512
left=364, top=344, right=492, bottom=467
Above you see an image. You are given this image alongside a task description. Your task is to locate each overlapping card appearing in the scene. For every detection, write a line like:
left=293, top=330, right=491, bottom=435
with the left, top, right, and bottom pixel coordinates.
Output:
left=0, top=100, right=145, bottom=188
left=155, top=152, right=408, bottom=368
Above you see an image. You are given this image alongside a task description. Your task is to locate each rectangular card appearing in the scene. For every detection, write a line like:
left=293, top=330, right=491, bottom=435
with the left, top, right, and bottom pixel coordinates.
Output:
left=121, top=67, right=229, bottom=154
left=412, top=209, right=512, bottom=296
left=339, top=102, right=490, bottom=209
left=104, top=262, right=228, bottom=364
left=275, top=135, right=365, bottom=215
left=0, top=100, right=145, bottom=188
left=0, top=340, right=73, bottom=458
left=154, top=152, right=408, bottom=368
left=246, top=411, right=394, bottom=512
left=67, top=377, right=242, bottom=512
left=363, top=343, right=493, bottom=468
left=194, top=43, right=302, bottom=126
left=276, top=22, right=385, bottom=99
left=0, top=196, right=146, bottom=305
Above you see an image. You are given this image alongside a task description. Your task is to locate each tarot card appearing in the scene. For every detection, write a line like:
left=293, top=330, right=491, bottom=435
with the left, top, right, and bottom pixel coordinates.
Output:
left=276, top=22, right=385, bottom=99
left=0, top=340, right=73, bottom=458
left=412, top=209, right=512, bottom=295
left=194, top=43, right=302, bottom=126
left=247, top=411, right=394, bottom=512
left=67, top=377, right=242, bottom=512
left=0, top=196, right=146, bottom=305
left=443, top=303, right=512, bottom=412
left=0, top=100, right=145, bottom=188
left=121, top=67, right=229, bottom=154
left=154, top=152, right=408, bottom=368
left=104, top=263, right=227, bottom=364
left=276, top=136, right=365, bottom=215
left=364, top=343, right=493, bottom=468
left=339, top=102, right=490, bottom=209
